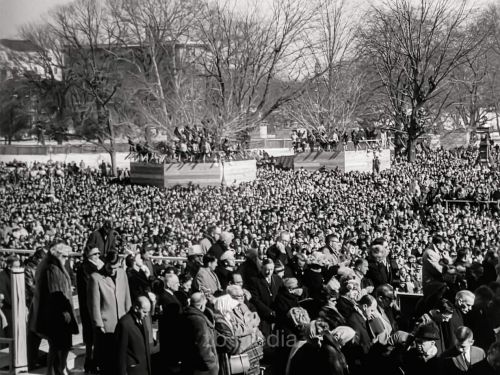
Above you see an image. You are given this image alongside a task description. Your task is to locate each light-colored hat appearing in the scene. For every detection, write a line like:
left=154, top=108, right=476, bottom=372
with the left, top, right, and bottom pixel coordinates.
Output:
left=220, top=250, right=235, bottom=262
left=188, top=244, right=203, bottom=257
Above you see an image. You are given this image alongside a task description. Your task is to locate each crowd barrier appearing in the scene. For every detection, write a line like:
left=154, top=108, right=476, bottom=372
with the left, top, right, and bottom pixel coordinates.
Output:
left=443, top=199, right=500, bottom=209
left=246, top=139, right=293, bottom=149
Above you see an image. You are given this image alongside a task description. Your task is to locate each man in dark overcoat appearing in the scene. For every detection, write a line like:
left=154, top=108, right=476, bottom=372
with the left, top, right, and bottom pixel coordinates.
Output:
left=115, top=296, right=152, bottom=375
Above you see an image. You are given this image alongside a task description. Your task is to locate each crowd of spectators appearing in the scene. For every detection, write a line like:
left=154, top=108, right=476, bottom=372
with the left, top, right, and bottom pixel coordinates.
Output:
left=291, top=127, right=386, bottom=152
left=1, top=145, right=500, bottom=375
left=128, top=126, right=251, bottom=164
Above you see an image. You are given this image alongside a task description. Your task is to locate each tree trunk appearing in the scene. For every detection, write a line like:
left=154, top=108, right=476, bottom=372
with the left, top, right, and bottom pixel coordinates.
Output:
left=109, top=149, right=117, bottom=177
left=406, top=136, right=416, bottom=162
left=39, top=125, right=46, bottom=146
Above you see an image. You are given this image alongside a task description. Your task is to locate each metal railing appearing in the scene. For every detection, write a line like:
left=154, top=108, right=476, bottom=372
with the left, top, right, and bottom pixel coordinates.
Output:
left=443, top=199, right=500, bottom=209
left=247, top=138, right=294, bottom=149
left=0, top=248, right=244, bottom=263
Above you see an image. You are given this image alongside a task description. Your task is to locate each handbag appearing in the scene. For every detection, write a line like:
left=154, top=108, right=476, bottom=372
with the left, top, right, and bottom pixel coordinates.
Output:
left=229, top=353, right=250, bottom=374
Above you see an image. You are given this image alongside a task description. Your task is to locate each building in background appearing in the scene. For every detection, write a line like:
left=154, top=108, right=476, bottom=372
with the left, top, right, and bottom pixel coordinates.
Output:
left=0, top=39, right=62, bottom=82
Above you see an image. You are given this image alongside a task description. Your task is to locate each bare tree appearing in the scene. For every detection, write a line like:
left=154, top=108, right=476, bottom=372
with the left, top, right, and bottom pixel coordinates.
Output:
left=359, top=0, right=485, bottom=161
left=18, top=23, right=73, bottom=145
left=105, top=0, right=203, bottom=138
left=284, top=0, right=356, bottom=133
left=447, top=8, right=500, bottom=131
left=483, top=4, right=500, bottom=134
left=196, top=0, right=327, bottom=139
left=45, top=0, right=134, bottom=175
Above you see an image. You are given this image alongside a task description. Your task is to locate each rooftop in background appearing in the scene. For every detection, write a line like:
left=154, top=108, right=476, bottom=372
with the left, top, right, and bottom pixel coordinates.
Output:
left=0, top=39, right=42, bottom=53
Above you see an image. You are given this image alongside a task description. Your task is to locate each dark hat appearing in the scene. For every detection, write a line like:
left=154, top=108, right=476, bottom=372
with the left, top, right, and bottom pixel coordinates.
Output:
left=414, top=323, right=440, bottom=341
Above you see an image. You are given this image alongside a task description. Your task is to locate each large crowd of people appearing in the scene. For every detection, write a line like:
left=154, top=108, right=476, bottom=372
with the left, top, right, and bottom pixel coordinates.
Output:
left=128, top=125, right=251, bottom=164
left=0, top=145, right=500, bottom=375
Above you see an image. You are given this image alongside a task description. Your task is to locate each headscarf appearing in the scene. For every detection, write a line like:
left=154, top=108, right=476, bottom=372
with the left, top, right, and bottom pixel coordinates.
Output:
left=304, top=320, right=329, bottom=345
left=331, top=326, right=356, bottom=346
left=287, top=307, right=311, bottom=330
left=214, top=294, right=240, bottom=324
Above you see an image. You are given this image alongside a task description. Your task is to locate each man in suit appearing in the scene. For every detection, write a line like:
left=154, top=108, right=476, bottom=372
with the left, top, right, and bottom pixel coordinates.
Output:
left=88, top=251, right=131, bottom=375
left=115, top=296, right=152, bottom=375
left=346, top=294, right=378, bottom=354
left=374, top=284, right=399, bottom=341
left=157, top=274, right=183, bottom=371
left=422, top=234, right=450, bottom=293
left=247, top=259, right=283, bottom=338
left=366, top=244, right=398, bottom=288
left=441, top=326, right=485, bottom=375
left=447, top=290, right=475, bottom=345
left=470, top=342, right=500, bottom=375
left=85, top=219, right=116, bottom=258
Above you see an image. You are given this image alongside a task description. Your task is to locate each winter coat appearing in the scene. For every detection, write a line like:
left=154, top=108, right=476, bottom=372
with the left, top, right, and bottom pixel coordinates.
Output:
left=87, top=268, right=131, bottom=333
left=194, top=267, right=222, bottom=295
left=247, top=275, right=283, bottom=337
left=76, top=259, right=101, bottom=344
left=29, top=253, right=78, bottom=348
left=157, top=289, right=183, bottom=366
left=115, top=311, right=151, bottom=375
left=181, top=307, right=219, bottom=375
left=214, top=312, right=240, bottom=375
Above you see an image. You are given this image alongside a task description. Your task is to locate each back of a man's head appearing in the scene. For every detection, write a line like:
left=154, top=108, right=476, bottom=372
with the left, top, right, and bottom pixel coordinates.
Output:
left=190, top=292, right=207, bottom=311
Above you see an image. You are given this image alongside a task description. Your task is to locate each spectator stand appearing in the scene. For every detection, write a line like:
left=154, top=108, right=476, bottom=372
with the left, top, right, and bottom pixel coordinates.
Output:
left=291, top=139, right=392, bottom=172
left=127, top=139, right=258, bottom=187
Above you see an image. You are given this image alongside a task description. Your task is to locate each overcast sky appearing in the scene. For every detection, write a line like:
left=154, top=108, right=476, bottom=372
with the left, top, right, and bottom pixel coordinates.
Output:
left=0, top=0, right=495, bottom=39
